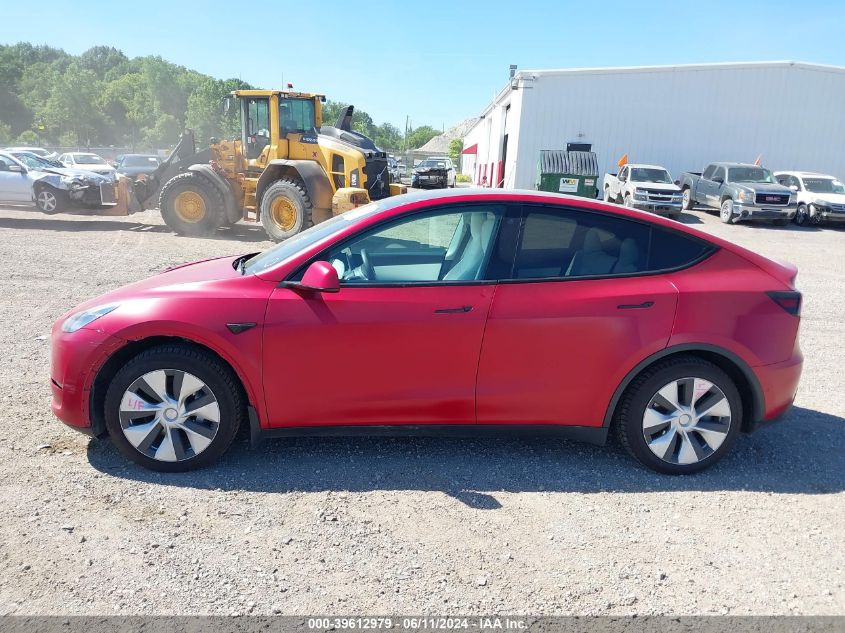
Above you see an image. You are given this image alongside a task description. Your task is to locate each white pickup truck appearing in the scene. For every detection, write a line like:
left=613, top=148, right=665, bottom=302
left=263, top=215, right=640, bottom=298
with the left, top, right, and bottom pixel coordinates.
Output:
left=603, top=163, right=683, bottom=217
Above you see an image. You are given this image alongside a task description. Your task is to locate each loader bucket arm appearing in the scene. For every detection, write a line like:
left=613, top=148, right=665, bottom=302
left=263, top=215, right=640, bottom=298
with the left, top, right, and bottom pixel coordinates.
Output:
left=136, top=129, right=198, bottom=208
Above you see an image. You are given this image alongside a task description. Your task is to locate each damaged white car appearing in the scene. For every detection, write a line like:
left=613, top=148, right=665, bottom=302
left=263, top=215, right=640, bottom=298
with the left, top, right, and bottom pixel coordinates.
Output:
left=0, top=150, right=117, bottom=213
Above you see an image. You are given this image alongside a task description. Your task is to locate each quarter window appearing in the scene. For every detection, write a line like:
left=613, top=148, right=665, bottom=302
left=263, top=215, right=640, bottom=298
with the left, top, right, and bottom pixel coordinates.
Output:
left=323, top=206, right=505, bottom=284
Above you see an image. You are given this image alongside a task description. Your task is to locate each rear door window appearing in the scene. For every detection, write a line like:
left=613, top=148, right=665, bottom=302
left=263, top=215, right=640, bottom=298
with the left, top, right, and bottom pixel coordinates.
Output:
left=507, top=206, right=714, bottom=280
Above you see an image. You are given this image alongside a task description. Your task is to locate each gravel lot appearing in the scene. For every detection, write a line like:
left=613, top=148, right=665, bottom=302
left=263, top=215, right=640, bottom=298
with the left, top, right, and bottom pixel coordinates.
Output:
left=0, top=203, right=842, bottom=616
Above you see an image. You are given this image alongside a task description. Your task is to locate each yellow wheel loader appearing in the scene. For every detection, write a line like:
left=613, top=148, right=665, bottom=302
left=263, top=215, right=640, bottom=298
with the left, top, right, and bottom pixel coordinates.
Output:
left=134, top=90, right=405, bottom=241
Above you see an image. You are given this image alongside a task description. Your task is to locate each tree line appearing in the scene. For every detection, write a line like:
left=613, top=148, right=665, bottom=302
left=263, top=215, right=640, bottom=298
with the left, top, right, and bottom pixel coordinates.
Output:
left=0, top=43, right=440, bottom=152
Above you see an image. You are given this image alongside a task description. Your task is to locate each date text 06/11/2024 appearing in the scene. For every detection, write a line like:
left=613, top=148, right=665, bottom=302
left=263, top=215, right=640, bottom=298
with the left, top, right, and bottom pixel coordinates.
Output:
left=306, top=617, right=529, bottom=630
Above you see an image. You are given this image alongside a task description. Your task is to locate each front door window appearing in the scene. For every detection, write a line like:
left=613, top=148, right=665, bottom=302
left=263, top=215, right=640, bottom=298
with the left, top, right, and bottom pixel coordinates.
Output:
left=244, top=97, right=270, bottom=159
left=323, top=206, right=505, bottom=284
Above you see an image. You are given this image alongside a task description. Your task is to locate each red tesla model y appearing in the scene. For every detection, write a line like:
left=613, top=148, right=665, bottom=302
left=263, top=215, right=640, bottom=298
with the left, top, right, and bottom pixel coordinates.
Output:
left=50, top=189, right=803, bottom=474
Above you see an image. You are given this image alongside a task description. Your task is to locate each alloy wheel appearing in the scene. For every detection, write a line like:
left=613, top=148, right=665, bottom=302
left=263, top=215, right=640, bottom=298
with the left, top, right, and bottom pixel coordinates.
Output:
left=720, top=200, right=734, bottom=223
left=118, top=369, right=220, bottom=462
left=641, top=377, right=732, bottom=466
left=37, top=190, right=57, bottom=212
left=682, top=189, right=691, bottom=209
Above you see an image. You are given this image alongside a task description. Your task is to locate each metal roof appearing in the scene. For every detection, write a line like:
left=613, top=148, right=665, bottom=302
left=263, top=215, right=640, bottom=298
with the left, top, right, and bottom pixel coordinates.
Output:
left=517, top=61, right=845, bottom=79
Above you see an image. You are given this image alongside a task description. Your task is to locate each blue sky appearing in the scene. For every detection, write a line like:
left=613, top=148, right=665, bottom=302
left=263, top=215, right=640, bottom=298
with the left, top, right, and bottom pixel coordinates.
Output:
left=2, top=0, right=843, bottom=131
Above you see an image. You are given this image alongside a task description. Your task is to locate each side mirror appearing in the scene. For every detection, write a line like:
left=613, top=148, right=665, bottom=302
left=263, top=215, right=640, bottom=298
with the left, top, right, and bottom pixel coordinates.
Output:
left=285, top=261, right=340, bottom=293
left=8, top=164, right=24, bottom=173
left=790, top=185, right=799, bottom=192
left=713, top=177, right=723, bottom=184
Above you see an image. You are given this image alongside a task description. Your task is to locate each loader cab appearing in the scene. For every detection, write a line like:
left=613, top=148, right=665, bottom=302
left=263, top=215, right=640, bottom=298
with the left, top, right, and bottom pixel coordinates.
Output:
left=231, top=90, right=325, bottom=163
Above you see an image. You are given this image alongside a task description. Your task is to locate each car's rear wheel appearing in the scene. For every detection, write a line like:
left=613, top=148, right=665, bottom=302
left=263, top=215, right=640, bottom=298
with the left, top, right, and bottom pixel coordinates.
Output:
left=104, top=345, right=244, bottom=472
left=681, top=188, right=694, bottom=210
left=615, top=356, right=742, bottom=474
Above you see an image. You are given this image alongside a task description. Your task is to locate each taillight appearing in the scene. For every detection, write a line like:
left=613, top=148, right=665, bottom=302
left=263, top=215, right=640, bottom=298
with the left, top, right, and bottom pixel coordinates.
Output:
left=767, top=291, right=802, bottom=316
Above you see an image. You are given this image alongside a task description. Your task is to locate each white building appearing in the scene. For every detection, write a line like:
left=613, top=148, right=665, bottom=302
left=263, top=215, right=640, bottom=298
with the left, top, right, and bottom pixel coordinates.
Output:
left=460, top=61, right=845, bottom=190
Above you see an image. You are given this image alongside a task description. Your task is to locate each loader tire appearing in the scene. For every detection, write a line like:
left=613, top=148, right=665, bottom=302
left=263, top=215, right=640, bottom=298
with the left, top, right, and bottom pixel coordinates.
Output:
left=260, top=179, right=313, bottom=242
left=159, top=172, right=224, bottom=237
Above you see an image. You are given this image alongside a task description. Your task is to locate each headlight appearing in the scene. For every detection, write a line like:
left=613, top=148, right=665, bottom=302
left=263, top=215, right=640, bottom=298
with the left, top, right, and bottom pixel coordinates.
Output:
left=633, top=188, right=647, bottom=199
left=736, top=190, right=752, bottom=203
left=350, top=168, right=360, bottom=187
left=815, top=199, right=831, bottom=208
left=61, top=303, right=119, bottom=333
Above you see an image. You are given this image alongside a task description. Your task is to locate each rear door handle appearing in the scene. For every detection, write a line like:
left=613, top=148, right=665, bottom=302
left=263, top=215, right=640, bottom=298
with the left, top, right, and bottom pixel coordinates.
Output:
left=435, top=306, right=473, bottom=314
left=617, top=301, right=654, bottom=310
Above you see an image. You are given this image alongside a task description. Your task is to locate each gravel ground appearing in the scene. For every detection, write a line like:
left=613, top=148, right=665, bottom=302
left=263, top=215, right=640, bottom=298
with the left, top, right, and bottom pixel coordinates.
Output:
left=0, top=203, right=842, bottom=616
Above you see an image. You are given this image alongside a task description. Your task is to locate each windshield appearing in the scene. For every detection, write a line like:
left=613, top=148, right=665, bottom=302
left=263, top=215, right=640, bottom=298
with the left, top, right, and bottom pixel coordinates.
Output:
left=12, top=153, right=53, bottom=170
left=123, top=155, right=160, bottom=167
left=419, top=160, right=446, bottom=169
left=630, top=167, right=673, bottom=183
left=279, top=97, right=316, bottom=133
left=74, top=154, right=107, bottom=165
left=803, top=178, right=845, bottom=194
left=244, top=202, right=383, bottom=275
left=728, top=167, right=776, bottom=183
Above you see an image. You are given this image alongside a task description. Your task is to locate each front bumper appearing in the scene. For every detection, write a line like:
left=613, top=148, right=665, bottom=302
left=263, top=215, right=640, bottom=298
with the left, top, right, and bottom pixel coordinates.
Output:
left=632, top=200, right=683, bottom=214
left=50, top=325, right=124, bottom=433
left=810, top=204, right=845, bottom=223
left=66, top=181, right=116, bottom=206
left=413, top=174, right=447, bottom=188
left=734, top=203, right=796, bottom=221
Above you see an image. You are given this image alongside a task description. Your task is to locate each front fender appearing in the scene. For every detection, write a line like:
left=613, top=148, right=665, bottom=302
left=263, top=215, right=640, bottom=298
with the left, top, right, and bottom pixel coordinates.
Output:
left=108, top=319, right=265, bottom=423
left=187, top=164, right=240, bottom=223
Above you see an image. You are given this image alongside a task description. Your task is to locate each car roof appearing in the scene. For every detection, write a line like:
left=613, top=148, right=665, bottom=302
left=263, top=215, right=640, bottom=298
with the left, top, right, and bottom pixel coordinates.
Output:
left=710, top=162, right=766, bottom=168
left=774, top=170, right=836, bottom=179
left=627, top=163, right=667, bottom=170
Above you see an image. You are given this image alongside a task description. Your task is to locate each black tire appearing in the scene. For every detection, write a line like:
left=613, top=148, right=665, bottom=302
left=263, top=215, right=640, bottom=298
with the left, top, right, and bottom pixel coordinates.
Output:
left=34, top=184, right=65, bottom=214
left=614, top=355, right=743, bottom=475
left=681, top=187, right=694, bottom=211
left=159, top=172, right=224, bottom=236
left=104, top=344, right=245, bottom=472
left=259, top=178, right=313, bottom=242
left=794, top=204, right=809, bottom=226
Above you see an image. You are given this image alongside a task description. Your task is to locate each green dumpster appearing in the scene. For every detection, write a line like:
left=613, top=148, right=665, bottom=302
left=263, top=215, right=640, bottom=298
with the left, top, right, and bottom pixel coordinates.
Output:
left=535, top=149, right=599, bottom=198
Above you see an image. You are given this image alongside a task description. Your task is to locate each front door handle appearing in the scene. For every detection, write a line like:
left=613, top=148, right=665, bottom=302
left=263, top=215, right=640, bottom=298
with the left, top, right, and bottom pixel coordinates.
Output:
left=434, top=306, right=473, bottom=314
left=617, top=301, right=654, bottom=310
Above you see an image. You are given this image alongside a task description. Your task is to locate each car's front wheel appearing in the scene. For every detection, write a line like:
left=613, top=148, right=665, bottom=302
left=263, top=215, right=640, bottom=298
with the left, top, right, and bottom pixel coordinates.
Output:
left=794, top=204, right=810, bottom=226
left=720, top=199, right=735, bottom=223
left=34, top=185, right=65, bottom=214
left=615, top=356, right=742, bottom=474
left=104, top=345, right=245, bottom=472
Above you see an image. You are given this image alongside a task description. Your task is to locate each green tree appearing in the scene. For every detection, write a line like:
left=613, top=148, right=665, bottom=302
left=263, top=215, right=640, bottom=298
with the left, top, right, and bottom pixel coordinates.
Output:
left=0, top=121, right=12, bottom=144
left=406, top=125, right=439, bottom=150
left=448, top=138, right=463, bottom=165
left=372, top=122, right=403, bottom=151
left=79, top=46, right=128, bottom=79
left=15, top=130, right=39, bottom=144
